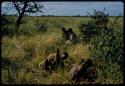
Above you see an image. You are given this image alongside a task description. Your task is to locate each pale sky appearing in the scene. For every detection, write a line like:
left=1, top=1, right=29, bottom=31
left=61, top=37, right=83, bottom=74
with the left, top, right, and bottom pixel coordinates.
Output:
left=1, top=1, right=124, bottom=16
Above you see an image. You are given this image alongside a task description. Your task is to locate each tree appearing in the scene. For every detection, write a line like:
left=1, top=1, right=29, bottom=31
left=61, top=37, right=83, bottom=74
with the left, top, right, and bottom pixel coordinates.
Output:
left=3, top=1, right=44, bottom=32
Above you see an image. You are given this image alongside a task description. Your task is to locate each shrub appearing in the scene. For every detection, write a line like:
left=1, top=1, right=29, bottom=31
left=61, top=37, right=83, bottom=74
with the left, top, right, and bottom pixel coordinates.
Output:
left=34, top=19, right=47, bottom=33
left=87, top=10, right=123, bottom=83
left=90, top=17, right=123, bottom=69
left=1, top=16, right=15, bottom=37
left=79, top=8, right=109, bottom=42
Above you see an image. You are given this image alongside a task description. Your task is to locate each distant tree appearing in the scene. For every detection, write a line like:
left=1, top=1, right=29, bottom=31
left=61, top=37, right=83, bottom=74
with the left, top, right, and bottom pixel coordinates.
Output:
left=13, top=1, right=43, bottom=32
left=2, top=1, right=44, bottom=33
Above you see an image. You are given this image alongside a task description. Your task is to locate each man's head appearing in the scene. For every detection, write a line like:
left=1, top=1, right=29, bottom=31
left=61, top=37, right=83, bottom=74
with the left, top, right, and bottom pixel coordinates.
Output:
left=61, top=52, right=68, bottom=60
left=61, top=27, right=66, bottom=32
left=81, top=59, right=93, bottom=69
left=68, top=28, right=73, bottom=33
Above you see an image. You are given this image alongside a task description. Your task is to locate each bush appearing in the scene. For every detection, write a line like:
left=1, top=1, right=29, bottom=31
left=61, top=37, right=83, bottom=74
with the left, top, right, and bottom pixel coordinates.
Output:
left=1, top=15, right=15, bottom=37
left=90, top=17, right=123, bottom=69
left=79, top=8, right=109, bottom=42
left=1, top=25, right=15, bottom=37
left=78, top=8, right=123, bottom=83
left=34, top=19, right=47, bottom=33
left=86, top=9, right=124, bottom=83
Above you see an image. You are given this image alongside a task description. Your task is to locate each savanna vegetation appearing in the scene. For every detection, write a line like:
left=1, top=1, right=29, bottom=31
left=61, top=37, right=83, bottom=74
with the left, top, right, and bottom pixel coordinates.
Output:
left=1, top=9, right=123, bottom=84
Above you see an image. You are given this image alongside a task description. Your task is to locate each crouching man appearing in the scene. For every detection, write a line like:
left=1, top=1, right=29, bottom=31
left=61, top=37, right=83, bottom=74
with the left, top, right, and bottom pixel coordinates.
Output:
left=67, top=58, right=97, bottom=83
left=39, top=48, right=68, bottom=71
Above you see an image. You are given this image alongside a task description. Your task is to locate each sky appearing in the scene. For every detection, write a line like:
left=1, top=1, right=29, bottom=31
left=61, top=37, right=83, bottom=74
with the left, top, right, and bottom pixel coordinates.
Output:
left=1, top=2, right=124, bottom=16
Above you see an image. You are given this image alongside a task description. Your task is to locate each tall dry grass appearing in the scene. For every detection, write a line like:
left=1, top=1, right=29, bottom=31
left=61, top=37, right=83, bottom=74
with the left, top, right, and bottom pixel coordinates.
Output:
left=1, top=16, right=123, bottom=84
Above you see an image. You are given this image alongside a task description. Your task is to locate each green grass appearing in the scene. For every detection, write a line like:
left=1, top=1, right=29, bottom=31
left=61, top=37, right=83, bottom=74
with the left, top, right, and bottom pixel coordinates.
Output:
left=1, top=16, right=123, bottom=84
